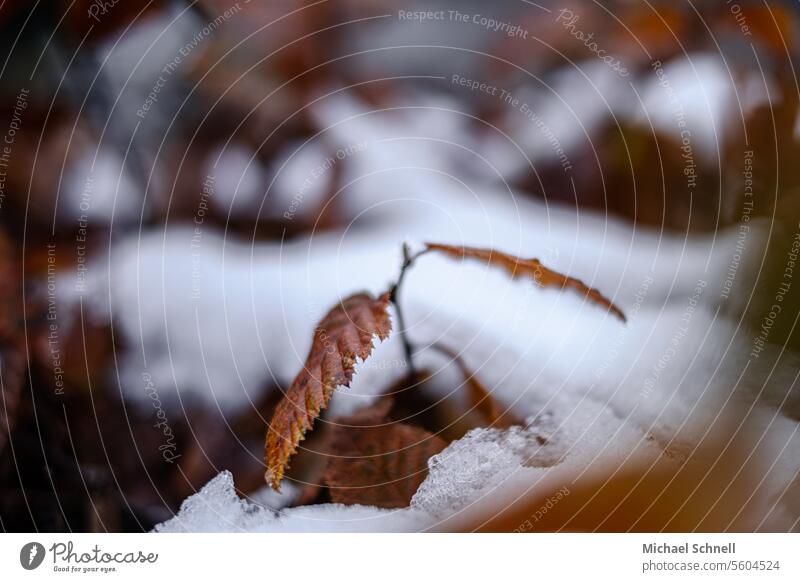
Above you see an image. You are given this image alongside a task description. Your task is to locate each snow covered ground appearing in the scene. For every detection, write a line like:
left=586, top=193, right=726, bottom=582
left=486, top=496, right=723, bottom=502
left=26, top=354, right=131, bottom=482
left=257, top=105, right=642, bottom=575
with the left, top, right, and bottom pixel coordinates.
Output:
left=74, top=56, right=799, bottom=531
left=139, top=162, right=797, bottom=532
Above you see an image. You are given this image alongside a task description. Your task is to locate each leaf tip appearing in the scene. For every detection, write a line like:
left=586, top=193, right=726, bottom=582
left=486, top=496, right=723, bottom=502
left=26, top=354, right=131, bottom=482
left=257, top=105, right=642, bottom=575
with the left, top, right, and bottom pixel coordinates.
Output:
left=264, top=467, right=282, bottom=492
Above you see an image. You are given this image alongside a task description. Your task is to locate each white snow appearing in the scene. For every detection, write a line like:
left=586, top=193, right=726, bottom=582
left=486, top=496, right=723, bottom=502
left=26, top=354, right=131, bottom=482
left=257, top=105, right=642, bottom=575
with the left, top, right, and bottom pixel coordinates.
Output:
left=206, top=143, right=269, bottom=217
left=155, top=470, right=430, bottom=533
left=262, top=139, right=341, bottom=220
left=63, top=147, right=141, bottom=224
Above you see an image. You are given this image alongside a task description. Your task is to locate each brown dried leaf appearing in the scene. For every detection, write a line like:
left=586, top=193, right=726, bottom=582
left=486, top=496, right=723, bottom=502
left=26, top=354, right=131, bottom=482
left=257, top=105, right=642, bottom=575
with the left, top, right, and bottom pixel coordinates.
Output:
left=287, top=396, right=397, bottom=508
left=265, top=292, right=392, bottom=490
left=425, top=243, right=626, bottom=322
left=324, top=410, right=446, bottom=509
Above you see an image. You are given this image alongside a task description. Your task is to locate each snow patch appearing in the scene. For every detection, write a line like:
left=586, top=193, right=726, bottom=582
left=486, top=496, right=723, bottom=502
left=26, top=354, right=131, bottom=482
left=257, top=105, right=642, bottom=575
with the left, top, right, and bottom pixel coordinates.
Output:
left=154, top=471, right=267, bottom=533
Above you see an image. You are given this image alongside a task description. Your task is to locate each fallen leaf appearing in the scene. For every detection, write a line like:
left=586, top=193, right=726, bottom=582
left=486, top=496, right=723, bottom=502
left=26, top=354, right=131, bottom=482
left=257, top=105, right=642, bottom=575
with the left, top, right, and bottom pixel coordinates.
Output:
left=425, top=243, right=626, bottom=322
left=265, top=292, right=392, bottom=490
left=288, top=396, right=396, bottom=507
left=324, top=401, right=446, bottom=508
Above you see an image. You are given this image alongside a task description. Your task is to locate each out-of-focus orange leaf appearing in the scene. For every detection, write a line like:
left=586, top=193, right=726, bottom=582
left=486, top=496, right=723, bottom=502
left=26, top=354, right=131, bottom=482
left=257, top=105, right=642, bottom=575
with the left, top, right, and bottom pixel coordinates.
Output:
left=425, top=243, right=626, bottom=322
left=324, top=401, right=446, bottom=508
left=265, top=292, right=392, bottom=490
left=735, top=5, right=794, bottom=54
left=614, top=5, right=686, bottom=59
left=462, top=422, right=775, bottom=532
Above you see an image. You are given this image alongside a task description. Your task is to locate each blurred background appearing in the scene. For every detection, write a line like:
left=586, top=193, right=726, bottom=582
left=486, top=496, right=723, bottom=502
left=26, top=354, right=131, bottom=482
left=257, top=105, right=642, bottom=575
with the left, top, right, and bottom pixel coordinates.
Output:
left=0, top=0, right=799, bottom=532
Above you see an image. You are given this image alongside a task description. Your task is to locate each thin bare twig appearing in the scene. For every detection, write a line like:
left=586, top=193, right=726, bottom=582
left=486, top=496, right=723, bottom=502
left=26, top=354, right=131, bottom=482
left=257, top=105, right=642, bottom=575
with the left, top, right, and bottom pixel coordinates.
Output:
left=388, top=243, right=430, bottom=384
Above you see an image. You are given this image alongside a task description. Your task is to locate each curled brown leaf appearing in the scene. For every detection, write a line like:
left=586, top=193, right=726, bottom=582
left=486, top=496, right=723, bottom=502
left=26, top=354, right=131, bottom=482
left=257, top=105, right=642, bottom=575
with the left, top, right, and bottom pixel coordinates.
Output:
left=264, top=292, right=392, bottom=490
left=425, top=242, right=626, bottom=322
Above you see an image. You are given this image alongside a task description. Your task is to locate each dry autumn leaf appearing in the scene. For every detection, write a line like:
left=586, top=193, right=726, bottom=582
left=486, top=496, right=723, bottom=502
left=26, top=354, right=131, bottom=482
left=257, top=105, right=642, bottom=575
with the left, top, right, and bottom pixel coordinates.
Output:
left=324, top=403, right=446, bottom=508
left=265, top=292, right=392, bottom=490
left=425, top=243, right=626, bottom=322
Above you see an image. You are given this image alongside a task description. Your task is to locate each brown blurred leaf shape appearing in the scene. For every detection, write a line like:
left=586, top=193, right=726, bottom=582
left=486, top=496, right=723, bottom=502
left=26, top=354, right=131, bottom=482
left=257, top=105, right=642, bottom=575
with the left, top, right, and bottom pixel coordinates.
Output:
left=324, top=403, right=446, bottom=508
left=425, top=243, right=626, bottom=322
left=265, top=292, right=392, bottom=490
left=461, top=419, right=782, bottom=532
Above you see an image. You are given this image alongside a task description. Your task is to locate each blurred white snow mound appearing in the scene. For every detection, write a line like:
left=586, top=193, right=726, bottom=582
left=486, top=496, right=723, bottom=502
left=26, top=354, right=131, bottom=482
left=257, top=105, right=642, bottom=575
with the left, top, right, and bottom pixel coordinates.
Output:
left=100, top=88, right=763, bottom=413
left=410, top=398, right=663, bottom=519
left=104, top=203, right=753, bottom=414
